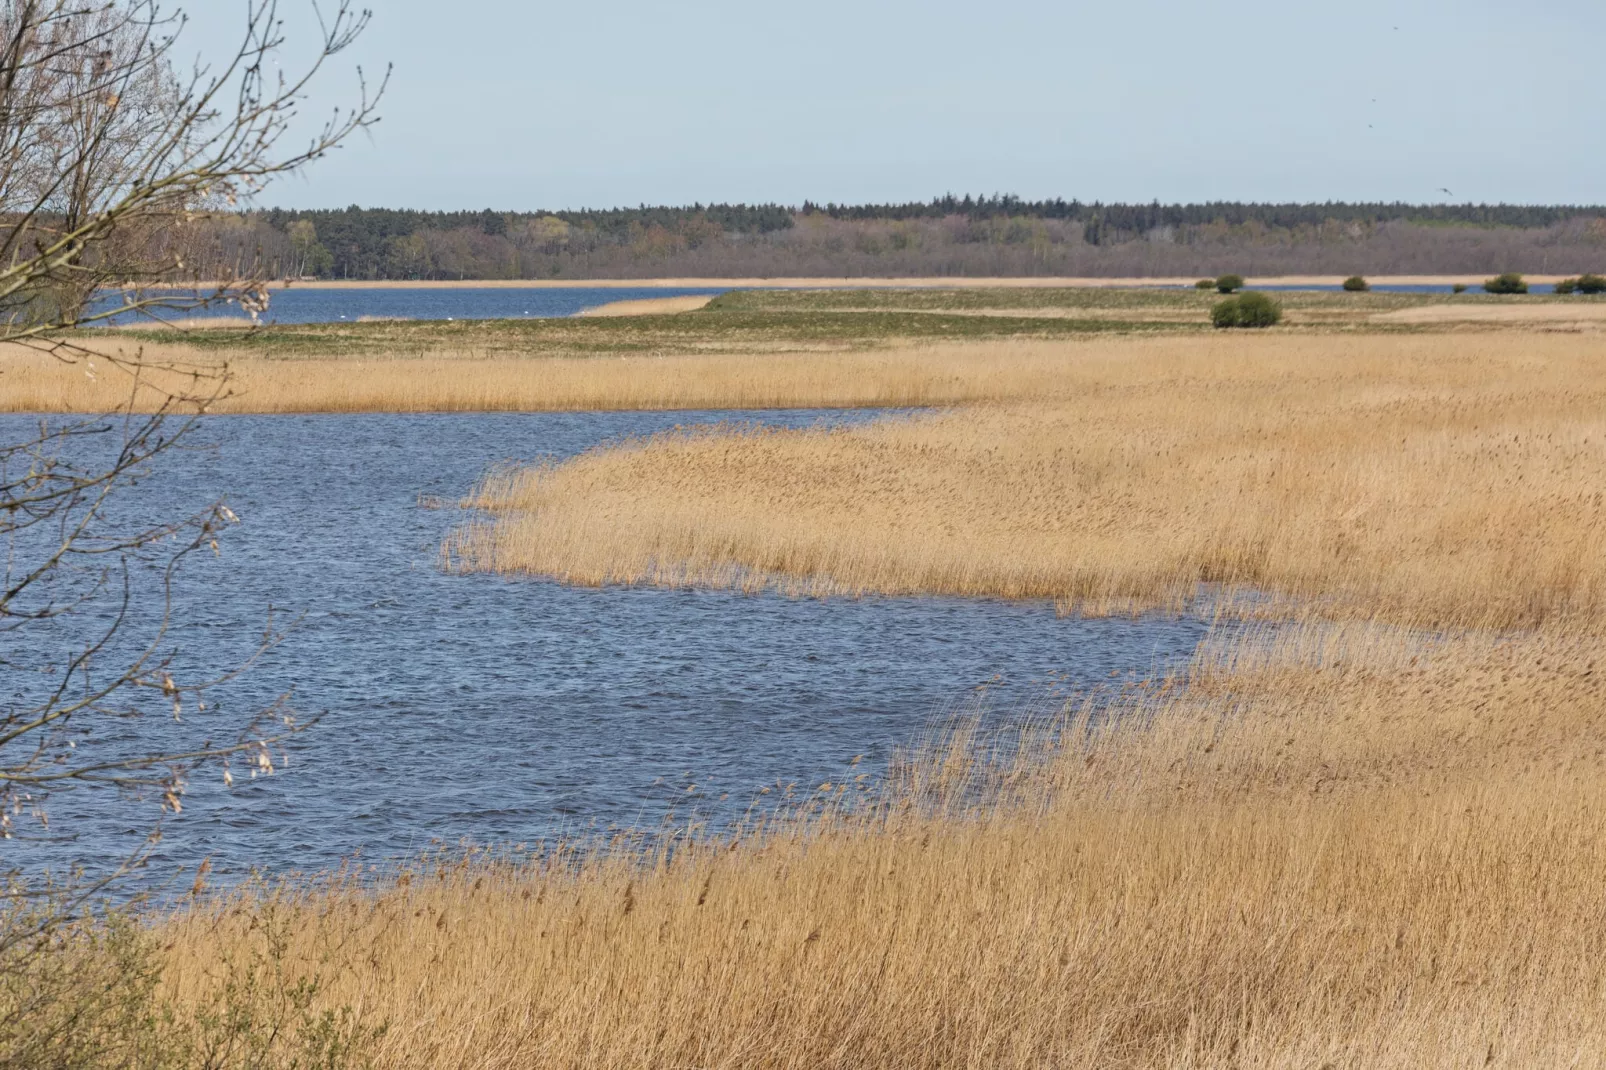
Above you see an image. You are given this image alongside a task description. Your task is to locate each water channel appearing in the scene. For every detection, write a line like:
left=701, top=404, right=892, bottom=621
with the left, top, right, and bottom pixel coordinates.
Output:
left=2, top=411, right=1211, bottom=881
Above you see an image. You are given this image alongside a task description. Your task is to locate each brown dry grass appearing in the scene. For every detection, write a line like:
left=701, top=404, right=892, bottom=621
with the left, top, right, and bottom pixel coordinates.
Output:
left=156, top=620, right=1606, bottom=1068
left=449, top=331, right=1606, bottom=630
left=0, top=338, right=1167, bottom=413
left=139, top=326, right=1606, bottom=1067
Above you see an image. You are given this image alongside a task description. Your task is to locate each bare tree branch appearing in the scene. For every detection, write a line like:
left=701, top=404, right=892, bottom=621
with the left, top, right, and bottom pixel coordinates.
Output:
left=0, top=0, right=382, bottom=984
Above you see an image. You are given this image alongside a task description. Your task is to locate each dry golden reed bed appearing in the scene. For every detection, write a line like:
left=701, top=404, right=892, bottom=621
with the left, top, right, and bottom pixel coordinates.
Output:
left=1, top=339, right=1125, bottom=413
left=137, top=328, right=1606, bottom=1067
left=158, top=622, right=1606, bottom=1068
left=449, top=331, right=1606, bottom=630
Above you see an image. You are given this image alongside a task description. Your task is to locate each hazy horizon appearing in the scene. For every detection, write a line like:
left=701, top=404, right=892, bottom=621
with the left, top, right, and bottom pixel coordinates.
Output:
left=185, top=1, right=1603, bottom=213
left=247, top=197, right=1606, bottom=215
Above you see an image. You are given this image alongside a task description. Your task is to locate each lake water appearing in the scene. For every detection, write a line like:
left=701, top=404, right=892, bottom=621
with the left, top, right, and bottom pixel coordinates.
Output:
left=97, top=286, right=733, bottom=325
left=1, top=411, right=1210, bottom=883
left=94, top=280, right=1569, bottom=327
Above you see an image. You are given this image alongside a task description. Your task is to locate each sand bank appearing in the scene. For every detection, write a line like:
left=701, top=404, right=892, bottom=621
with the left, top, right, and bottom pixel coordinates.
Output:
left=573, top=295, right=715, bottom=317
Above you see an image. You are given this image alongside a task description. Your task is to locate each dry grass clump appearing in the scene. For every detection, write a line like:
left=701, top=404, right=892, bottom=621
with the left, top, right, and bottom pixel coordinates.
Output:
left=449, top=331, right=1606, bottom=630
left=156, top=621, right=1606, bottom=1068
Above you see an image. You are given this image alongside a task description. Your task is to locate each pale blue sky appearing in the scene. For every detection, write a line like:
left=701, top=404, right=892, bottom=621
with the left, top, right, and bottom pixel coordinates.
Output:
left=187, top=1, right=1603, bottom=211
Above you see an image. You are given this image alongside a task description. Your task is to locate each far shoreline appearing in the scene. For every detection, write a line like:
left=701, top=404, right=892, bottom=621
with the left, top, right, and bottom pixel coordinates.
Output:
left=230, top=274, right=1576, bottom=291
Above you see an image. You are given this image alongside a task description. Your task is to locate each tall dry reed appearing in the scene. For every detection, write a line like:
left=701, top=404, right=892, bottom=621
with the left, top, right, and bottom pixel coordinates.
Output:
left=450, top=332, right=1606, bottom=630
left=86, top=327, right=1606, bottom=1066
left=1, top=339, right=1116, bottom=413
left=156, top=621, right=1606, bottom=1068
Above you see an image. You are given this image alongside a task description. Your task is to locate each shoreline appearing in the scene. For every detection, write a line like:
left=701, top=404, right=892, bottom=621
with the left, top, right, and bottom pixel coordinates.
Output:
left=238, top=274, right=1575, bottom=290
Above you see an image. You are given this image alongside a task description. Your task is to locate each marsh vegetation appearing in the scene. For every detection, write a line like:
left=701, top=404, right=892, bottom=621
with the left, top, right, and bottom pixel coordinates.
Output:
left=295, top=316, right=1606, bottom=1066
left=7, top=285, right=1603, bottom=414
left=12, top=303, right=1606, bottom=1066
left=6, top=99, right=1606, bottom=1064
left=133, top=617, right=1606, bottom=1068
left=20, top=0, right=1606, bottom=1061
left=448, top=330, right=1605, bottom=628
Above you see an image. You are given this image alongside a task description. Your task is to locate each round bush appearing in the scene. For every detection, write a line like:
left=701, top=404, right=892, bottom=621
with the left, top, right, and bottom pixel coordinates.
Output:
left=1554, top=278, right=1579, bottom=295
left=1233, top=291, right=1282, bottom=327
left=1215, top=273, right=1245, bottom=294
left=1195, top=278, right=1216, bottom=290
left=1577, top=273, right=1606, bottom=295
left=1452, top=283, right=1469, bottom=294
left=1342, top=275, right=1369, bottom=292
left=1211, top=292, right=1282, bottom=329
left=1483, top=272, right=1528, bottom=295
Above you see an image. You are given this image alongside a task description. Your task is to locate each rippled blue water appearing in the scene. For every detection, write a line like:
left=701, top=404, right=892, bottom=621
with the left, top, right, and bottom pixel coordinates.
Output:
left=2, top=411, right=1209, bottom=881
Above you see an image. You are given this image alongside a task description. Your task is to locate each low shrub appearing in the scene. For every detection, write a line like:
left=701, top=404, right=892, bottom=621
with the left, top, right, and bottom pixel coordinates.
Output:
left=1234, top=291, right=1282, bottom=327
left=1577, top=273, right=1606, bottom=295
left=1194, top=278, right=1216, bottom=290
left=1452, top=283, right=1469, bottom=294
left=1555, top=278, right=1579, bottom=295
left=1212, top=291, right=1282, bottom=329
left=1484, top=272, right=1528, bottom=295
left=1342, top=275, right=1370, bottom=292
left=1215, top=274, right=1245, bottom=294
left=0, top=897, right=382, bottom=1070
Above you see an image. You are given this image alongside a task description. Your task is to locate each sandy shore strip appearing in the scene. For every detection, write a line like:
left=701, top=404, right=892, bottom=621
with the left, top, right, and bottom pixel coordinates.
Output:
left=574, top=295, right=715, bottom=317
left=240, top=275, right=1580, bottom=291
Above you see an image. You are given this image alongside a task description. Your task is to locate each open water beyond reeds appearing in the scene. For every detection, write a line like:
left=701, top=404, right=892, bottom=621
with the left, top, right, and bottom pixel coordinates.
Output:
left=3, top=412, right=1209, bottom=882
left=94, top=281, right=1549, bottom=327
left=97, top=286, right=731, bottom=325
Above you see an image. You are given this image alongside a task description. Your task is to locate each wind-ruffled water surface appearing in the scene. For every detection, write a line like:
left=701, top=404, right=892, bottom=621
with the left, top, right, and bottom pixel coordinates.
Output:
left=2, top=411, right=1210, bottom=881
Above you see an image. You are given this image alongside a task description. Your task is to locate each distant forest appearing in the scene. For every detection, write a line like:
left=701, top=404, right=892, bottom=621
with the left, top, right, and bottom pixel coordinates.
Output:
left=179, top=198, right=1606, bottom=280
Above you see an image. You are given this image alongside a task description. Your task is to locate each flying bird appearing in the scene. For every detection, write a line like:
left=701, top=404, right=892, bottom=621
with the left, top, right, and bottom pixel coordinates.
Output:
left=1438, top=187, right=1454, bottom=196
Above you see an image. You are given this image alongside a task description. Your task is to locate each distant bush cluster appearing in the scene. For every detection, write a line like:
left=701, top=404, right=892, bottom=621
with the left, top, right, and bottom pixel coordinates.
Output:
left=1555, top=273, right=1606, bottom=295
left=1212, top=291, right=1283, bottom=329
left=1215, top=274, right=1245, bottom=294
left=1343, top=275, right=1370, bottom=292
left=1484, top=272, right=1529, bottom=294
